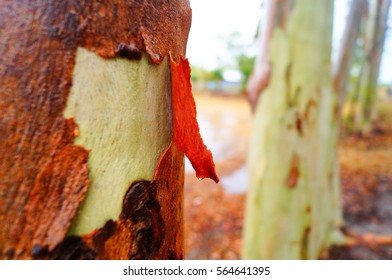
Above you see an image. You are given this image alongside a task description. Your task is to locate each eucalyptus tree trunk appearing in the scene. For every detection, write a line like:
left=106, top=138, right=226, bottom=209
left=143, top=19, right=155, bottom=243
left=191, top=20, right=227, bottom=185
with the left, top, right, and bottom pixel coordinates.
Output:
left=333, top=0, right=368, bottom=106
left=247, top=0, right=293, bottom=111
left=343, top=0, right=391, bottom=133
left=243, top=0, right=343, bottom=260
left=0, top=0, right=194, bottom=260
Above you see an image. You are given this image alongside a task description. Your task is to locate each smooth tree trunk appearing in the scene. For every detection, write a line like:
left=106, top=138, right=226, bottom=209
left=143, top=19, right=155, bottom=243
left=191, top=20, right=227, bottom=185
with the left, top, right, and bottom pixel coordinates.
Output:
left=243, top=0, right=343, bottom=259
left=333, top=0, right=368, bottom=106
left=247, top=0, right=293, bottom=112
left=343, top=0, right=391, bottom=133
left=0, top=1, right=192, bottom=259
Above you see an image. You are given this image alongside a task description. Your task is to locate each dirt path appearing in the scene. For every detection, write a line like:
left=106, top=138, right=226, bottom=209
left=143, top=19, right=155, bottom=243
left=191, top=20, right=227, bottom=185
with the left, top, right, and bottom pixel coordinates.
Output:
left=184, top=93, right=392, bottom=259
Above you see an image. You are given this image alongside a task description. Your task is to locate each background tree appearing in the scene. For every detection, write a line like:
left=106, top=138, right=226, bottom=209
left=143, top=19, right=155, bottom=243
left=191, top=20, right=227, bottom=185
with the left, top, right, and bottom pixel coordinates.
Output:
left=342, top=0, right=391, bottom=133
left=333, top=0, right=368, bottom=107
left=243, top=0, right=343, bottom=259
left=0, top=0, right=217, bottom=260
left=247, top=0, right=293, bottom=111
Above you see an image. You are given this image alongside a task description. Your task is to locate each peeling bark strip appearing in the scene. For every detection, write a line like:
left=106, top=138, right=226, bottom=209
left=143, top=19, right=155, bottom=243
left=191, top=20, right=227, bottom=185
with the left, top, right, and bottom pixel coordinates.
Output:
left=169, top=55, right=220, bottom=183
left=0, top=1, right=190, bottom=259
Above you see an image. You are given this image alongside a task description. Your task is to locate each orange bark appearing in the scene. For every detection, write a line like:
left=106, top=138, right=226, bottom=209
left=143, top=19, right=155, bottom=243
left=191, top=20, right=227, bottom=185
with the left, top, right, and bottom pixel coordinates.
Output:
left=169, top=55, right=219, bottom=183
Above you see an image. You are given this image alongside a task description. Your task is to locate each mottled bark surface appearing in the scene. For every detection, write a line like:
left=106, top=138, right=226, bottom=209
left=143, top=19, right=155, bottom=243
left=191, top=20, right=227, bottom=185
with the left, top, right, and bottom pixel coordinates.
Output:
left=243, top=0, right=342, bottom=259
left=0, top=0, right=191, bottom=259
left=47, top=143, right=184, bottom=260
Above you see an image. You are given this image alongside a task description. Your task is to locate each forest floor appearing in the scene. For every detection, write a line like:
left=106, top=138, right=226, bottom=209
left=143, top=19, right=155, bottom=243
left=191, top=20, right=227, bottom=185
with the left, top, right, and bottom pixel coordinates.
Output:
left=184, top=92, right=392, bottom=260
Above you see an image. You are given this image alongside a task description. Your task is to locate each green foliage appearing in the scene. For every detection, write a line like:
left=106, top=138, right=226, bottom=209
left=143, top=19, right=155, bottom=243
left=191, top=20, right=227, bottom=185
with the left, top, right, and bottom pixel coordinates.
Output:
left=238, top=54, right=255, bottom=89
left=191, top=32, right=256, bottom=92
left=190, top=66, right=203, bottom=82
left=225, top=32, right=255, bottom=89
left=209, top=68, right=224, bottom=81
left=191, top=66, right=224, bottom=82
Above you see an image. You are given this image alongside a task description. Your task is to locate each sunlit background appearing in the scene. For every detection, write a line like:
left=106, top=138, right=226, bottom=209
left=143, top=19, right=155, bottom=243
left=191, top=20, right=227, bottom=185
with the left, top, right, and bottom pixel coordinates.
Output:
left=187, top=0, right=392, bottom=83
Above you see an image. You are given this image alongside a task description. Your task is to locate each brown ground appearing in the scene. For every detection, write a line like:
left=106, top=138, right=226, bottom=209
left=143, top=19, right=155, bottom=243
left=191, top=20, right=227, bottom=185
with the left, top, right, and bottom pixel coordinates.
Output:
left=330, top=101, right=392, bottom=259
left=184, top=92, right=392, bottom=260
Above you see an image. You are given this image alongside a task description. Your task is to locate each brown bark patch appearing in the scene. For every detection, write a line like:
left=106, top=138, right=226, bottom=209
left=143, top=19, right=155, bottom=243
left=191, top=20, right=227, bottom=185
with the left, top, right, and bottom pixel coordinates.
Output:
left=286, top=154, right=300, bottom=188
left=120, top=181, right=165, bottom=259
left=303, top=99, right=317, bottom=121
left=295, top=113, right=303, bottom=136
left=152, top=143, right=185, bottom=259
left=49, top=236, right=96, bottom=260
left=300, top=227, right=311, bottom=259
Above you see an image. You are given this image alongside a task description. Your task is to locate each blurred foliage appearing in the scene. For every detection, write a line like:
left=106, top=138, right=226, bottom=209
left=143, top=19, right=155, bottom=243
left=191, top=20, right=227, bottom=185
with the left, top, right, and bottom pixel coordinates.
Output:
left=191, top=66, right=224, bottom=82
left=191, top=32, right=256, bottom=93
left=237, top=54, right=256, bottom=90
left=226, top=32, right=255, bottom=91
left=209, top=68, right=224, bottom=81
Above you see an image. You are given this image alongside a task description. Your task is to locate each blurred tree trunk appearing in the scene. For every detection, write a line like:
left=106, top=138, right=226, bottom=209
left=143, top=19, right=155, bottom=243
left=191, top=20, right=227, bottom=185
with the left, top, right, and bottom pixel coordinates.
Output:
left=0, top=1, right=191, bottom=259
left=343, top=0, right=391, bottom=133
left=333, top=0, right=368, bottom=106
left=247, top=0, right=293, bottom=111
left=243, top=0, right=343, bottom=259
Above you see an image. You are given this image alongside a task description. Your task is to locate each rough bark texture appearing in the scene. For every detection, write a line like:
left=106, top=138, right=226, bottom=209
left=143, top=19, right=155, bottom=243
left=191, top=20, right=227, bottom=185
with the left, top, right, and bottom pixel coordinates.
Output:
left=0, top=0, right=191, bottom=259
left=243, top=0, right=343, bottom=259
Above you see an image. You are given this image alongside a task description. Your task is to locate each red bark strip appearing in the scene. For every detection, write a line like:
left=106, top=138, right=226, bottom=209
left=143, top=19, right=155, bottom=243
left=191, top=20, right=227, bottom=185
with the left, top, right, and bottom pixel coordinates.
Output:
left=169, top=55, right=219, bottom=183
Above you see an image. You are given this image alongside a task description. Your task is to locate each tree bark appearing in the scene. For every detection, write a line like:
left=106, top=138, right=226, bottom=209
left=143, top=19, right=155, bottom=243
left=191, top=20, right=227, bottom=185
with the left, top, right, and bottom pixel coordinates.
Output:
left=243, top=0, right=343, bottom=259
left=247, top=0, right=293, bottom=112
left=0, top=0, right=193, bottom=260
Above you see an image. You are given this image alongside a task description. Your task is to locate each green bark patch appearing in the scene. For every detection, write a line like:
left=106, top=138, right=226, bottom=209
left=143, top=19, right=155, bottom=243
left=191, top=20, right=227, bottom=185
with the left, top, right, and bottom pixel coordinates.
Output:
left=65, top=48, right=172, bottom=235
